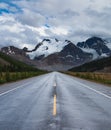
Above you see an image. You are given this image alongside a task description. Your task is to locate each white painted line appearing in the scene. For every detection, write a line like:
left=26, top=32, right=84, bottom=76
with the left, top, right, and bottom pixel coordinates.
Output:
left=75, top=81, right=111, bottom=99
left=0, top=82, right=30, bottom=97
left=54, top=82, right=57, bottom=87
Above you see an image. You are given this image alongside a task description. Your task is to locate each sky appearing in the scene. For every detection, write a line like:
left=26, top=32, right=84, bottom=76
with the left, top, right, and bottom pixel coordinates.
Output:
left=0, top=0, right=111, bottom=48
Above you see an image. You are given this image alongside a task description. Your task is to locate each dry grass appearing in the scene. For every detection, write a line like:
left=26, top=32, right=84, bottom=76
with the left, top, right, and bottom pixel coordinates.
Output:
left=0, top=71, right=46, bottom=84
left=65, top=71, right=111, bottom=85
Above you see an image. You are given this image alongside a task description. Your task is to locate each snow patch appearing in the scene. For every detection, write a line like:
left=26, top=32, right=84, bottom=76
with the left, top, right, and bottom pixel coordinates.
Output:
left=81, top=48, right=99, bottom=59
left=28, top=39, right=69, bottom=59
left=101, top=53, right=108, bottom=57
left=66, top=55, right=73, bottom=58
left=76, top=55, right=80, bottom=59
left=7, top=46, right=15, bottom=55
left=106, top=43, right=111, bottom=49
left=8, top=47, right=12, bottom=53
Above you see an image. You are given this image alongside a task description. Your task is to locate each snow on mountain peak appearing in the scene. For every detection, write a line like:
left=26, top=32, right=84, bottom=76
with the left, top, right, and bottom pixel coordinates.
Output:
left=27, top=38, right=69, bottom=59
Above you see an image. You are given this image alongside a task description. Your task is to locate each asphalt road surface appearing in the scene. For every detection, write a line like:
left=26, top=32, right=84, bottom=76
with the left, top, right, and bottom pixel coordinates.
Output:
left=0, top=72, right=111, bottom=130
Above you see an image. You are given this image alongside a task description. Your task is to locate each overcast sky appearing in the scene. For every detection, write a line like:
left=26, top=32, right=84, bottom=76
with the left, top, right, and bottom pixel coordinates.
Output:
left=0, top=0, right=111, bottom=48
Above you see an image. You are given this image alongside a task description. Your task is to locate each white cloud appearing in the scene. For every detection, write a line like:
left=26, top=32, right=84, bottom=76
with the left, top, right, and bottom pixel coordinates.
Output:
left=0, top=2, right=9, bottom=9
left=0, top=0, right=111, bottom=48
left=50, top=27, right=68, bottom=35
left=16, top=8, right=46, bottom=27
left=0, top=14, right=41, bottom=48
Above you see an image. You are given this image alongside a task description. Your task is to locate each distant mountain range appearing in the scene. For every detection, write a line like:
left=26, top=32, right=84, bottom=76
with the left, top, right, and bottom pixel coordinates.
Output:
left=77, top=37, right=111, bottom=58
left=0, top=37, right=111, bottom=71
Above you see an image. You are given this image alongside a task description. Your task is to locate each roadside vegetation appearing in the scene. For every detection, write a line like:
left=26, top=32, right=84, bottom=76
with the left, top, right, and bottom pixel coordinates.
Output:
left=0, top=52, right=47, bottom=84
left=65, top=71, right=111, bottom=85
left=67, top=55, right=111, bottom=85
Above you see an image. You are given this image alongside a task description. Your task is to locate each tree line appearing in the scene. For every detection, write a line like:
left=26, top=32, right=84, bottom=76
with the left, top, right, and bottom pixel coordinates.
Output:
left=0, top=52, right=47, bottom=84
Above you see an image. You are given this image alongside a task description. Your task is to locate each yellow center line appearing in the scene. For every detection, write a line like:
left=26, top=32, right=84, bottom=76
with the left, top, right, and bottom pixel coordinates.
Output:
left=53, top=94, right=57, bottom=116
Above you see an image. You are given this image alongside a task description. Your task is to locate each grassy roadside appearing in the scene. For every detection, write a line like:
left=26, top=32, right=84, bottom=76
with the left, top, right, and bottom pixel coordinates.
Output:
left=64, top=71, right=111, bottom=86
left=0, top=71, right=47, bottom=84
left=0, top=51, right=48, bottom=84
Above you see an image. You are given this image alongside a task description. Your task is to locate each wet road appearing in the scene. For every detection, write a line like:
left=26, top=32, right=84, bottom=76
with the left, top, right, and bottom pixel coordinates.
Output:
left=0, top=72, right=111, bottom=130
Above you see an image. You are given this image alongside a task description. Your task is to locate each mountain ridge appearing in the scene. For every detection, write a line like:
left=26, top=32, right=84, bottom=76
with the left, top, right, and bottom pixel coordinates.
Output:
left=0, top=36, right=111, bottom=71
left=69, top=55, right=111, bottom=72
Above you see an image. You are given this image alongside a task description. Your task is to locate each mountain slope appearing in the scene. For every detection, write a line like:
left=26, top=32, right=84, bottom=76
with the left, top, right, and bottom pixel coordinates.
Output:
left=1, top=37, right=111, bottom=71
left=69, top=56, right=111, bottom=72
left=35, top=41, right=93, bottom=71
left=0, top=46, right=35, bottom=66
left=0, top=51, right=47, bottom=84
left=26, top=39, right=69, bottom=59
left=77, top=37, right=111, bottom=58
left=0, top=51, right=40, bottom=72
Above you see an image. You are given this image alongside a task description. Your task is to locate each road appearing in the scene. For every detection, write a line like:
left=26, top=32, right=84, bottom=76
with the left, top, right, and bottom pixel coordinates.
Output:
left=0, top=72, right=111, bottom=130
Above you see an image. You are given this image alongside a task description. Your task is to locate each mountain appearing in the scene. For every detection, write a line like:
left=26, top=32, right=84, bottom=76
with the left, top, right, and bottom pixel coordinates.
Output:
left=0, top=46, right=35, bottom=66
left=77, top=37, right=111, bottom=58
left=69, top=56, right=111, bottom=72
left=1, top=37, right=111, bottom=71
left=25, top=38, right=69, bottom=59
left=0, top=51, right=41, bottom=72
left=33, top=40, right=93, bottom=71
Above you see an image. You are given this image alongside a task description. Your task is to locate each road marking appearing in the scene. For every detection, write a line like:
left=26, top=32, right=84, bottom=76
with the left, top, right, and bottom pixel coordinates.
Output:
left=75, top=81, right=111, bottom=99
left=53, top=94, right=57, bottom=116
left=0, top=82, right=30, bottom=97
left=54, top=82, right=56, bottom=87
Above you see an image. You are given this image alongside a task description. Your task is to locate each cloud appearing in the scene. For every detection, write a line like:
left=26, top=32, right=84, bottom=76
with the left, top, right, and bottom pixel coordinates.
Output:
left=0, top=0, right=111, bottom=48
left=16, top=8, right=46, bottom=27
left=0, top=2, right=8, bottom=9
left=0, top=14, right=43, bottom=48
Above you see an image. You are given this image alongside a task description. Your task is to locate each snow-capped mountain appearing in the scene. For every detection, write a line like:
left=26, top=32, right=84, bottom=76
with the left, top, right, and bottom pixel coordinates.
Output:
left=0, top=46, right=32, bottom=65
left=24, top=38, right=69, bottom=59
left=77, top=37, right=111, bottom=59
left=36, top=41, right=92, bottom=71
left=0, top=37, right=111, bottom=71
left=1, top=46, right=28, bottom=58
left=24, top=37, right=111, bottom=61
